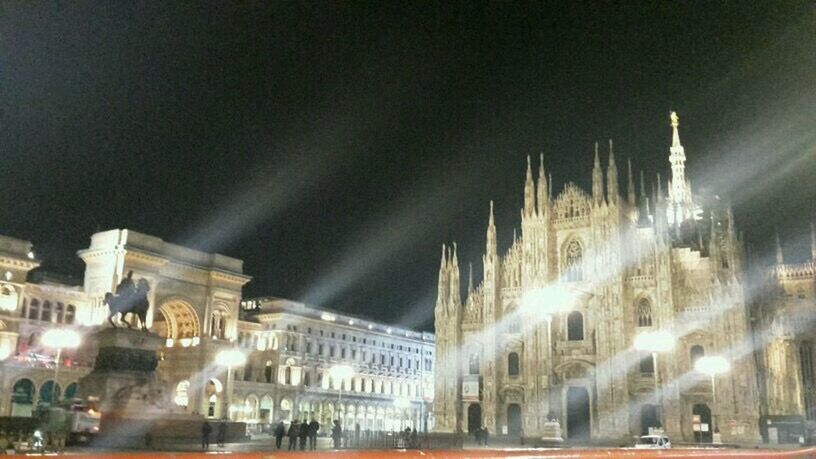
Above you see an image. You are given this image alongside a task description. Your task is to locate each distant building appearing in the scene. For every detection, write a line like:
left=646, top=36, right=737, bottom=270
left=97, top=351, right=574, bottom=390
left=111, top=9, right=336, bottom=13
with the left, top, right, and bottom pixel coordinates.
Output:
left=0, top=229, right=434, bottom=435
left=433, top=112, right=815, bottom=444
left=234, top=297, right=434, bottom=431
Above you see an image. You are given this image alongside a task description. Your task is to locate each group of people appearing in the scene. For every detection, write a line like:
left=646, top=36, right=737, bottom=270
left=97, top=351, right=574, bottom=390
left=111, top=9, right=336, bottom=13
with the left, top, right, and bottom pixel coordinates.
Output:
left=274, top=418, right=321, bottom=451
left=472, top=425, right=490, bottom=446
left=200, top=420, right=228, bottom=449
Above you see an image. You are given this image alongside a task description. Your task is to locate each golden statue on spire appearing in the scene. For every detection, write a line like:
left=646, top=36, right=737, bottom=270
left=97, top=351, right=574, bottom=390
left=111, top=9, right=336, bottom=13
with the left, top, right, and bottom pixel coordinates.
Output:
left=670, top=111, right=679, bottom=127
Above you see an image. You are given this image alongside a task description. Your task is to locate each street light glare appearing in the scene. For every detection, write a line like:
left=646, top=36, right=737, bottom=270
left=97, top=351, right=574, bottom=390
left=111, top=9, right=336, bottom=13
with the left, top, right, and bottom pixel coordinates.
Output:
left=41, top=329, right=81, bottom=350
left=215, top=349, right=247, bottom=368
left=328, top=364, right=354, bottom=380
left=521, top=286, right=576, bottom=315
left=694, top=355, right=730, bottom=376
left=393, top=397, right=411, bottom=409
left=633, top=330, right=675, bottom=353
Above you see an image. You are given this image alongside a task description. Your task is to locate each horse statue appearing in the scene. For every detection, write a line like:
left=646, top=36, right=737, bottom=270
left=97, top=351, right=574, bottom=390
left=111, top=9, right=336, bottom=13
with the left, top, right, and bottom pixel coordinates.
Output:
left=104, top=270, right=151, bottom=331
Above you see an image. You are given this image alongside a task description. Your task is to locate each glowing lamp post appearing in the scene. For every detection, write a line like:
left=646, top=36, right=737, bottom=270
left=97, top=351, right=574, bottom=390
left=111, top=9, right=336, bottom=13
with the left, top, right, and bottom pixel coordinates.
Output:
left=394, top=397, right=410, bottom=431
left=329, top=364, right=354, bottom=426
left=522, top=286, right=576, bottom=414
left=41, top=329, right=81, bottom=403
left=215, top=349, right=247, bottom=420
left=634, top=330, right=674, bottom=431
left=695, top=355, right=729, bottom=442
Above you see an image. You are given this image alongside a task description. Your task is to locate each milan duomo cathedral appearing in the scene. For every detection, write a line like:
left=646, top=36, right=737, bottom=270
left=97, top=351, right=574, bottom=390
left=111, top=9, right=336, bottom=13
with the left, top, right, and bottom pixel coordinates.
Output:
left=433, top=112, right=816, bottom=444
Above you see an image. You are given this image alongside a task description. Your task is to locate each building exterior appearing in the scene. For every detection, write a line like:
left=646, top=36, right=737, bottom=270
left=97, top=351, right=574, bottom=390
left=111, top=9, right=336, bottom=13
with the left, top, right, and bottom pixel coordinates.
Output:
left=0, top=228, right=435, bottom=436
left=233, top=297, right=434, bottom=432
left=433, top=113, right=798, bottom=444
left=750, top=231, right=816, bottom=442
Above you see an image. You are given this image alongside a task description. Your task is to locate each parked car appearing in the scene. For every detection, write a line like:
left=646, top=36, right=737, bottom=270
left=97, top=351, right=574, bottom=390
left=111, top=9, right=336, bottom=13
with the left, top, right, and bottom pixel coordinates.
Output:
left=635, top=434, right=671, bottom=449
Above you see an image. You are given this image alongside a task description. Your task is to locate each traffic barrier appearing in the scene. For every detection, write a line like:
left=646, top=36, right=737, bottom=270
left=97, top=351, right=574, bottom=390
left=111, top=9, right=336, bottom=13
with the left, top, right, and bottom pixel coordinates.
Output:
left=5, top=447, right=816, bottom=458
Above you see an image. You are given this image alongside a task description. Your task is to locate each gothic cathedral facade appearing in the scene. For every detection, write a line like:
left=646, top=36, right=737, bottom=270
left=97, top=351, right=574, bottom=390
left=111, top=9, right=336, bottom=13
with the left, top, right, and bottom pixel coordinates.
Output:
left=433, top=113, right=769, bottom=444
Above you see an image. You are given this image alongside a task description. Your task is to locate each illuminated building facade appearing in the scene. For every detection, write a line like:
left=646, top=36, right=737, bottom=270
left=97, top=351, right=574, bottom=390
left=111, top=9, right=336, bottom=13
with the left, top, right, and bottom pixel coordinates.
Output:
left=750, top=230, right=816, bottom=442
left=233, top=297, right=434, bottom=432
left=0, top=229, right=435, bottom=435
left=434, top=113, right=777, bottom=444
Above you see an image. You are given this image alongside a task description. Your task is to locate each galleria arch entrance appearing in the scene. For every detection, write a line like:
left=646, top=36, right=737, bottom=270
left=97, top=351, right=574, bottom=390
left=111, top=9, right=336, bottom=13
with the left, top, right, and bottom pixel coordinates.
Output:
left=153, top=300, right=200, bottom=341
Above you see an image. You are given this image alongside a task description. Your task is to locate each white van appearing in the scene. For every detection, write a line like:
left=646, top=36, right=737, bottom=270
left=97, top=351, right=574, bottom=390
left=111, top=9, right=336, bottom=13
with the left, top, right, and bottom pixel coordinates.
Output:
left=634, top=434, right=672, bottom=449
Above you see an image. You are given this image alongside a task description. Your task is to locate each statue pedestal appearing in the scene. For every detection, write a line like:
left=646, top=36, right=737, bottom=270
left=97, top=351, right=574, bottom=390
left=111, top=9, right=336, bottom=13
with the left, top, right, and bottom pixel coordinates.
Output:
left=539, top=421, right=564, bottom=444
left=77, top=328, right=207, bottom=447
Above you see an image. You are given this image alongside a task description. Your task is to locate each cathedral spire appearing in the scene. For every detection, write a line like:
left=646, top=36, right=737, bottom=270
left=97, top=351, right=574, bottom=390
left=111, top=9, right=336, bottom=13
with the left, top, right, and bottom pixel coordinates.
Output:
left=449, top=242, right=461, bottom=307
left=592, top=142, right=604, bottom=205
left=811, top=221, right=816, bottom=261
left=606, top=139, right=618, bottom=204
left=468, top=262, right=473, bottom=294
left=668, top=111, right=689, bottom=221
left=524, top=155, right=535, bottom=217
left=656, top=173, right=664, bottom=203
left=537, top=154, right=548, bottom=216
left=775, top=230, right=784, bottom=265
left=627, top=159, right=636, bottom=207
left=436, top=243, right=449, bottom=306
left=486, top=201, right=497, bottom=257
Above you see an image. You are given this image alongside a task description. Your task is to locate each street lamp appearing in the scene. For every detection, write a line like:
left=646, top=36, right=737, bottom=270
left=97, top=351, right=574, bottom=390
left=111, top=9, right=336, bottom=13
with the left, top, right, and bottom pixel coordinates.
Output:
left=41, top=329, right=81, bottom=404
left=522, top=286, right=579, bottom=417
left=215, top=349, right=247, bottom=420
left=394, top=397, right=410, bottom=431
left=695, top=355, right=729, bottom=442
left=634, top=330, right=675, bottom=432
left=329, top=364, right=354, bottom=426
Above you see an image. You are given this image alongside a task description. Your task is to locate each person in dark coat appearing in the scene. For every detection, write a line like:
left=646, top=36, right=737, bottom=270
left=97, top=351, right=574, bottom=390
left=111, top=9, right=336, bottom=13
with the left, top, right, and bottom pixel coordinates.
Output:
left=481, top=426, right=489, bottom=446
left=331, top=420, right=342, bottom=449
left=287, top=420, right=300, bottom=450
left=274, top=421, right=286, bottom=449
left=216, top=420, right=227, bottom=447
left=201, top=420, right=212, bottom=449
left=298, top=419, right=309, bottom=450
left=308, top=418, right=320, bottom=450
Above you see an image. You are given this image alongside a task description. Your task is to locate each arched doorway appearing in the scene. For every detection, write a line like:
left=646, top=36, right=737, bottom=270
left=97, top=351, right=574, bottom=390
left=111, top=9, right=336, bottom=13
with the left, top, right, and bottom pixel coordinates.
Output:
left=11, top=379, right=35, bottom=417
left=64, top=382, right=78, bottom=399
left=566, top=386, right=590, bottom=440
left=507, top=404, right=522, bottom=436
left=260, top=395, right=273, bottom=423
left=640, top=404, right=660, bottom=435
left=467, top=403, right=482, bottom=435
left=39, top=381, right=61, bottom=406
left=204, top=378, right=222, bottom=419
left=692, top=403, right=712, bottom=443
left=153, top=300, right=200, bottom=341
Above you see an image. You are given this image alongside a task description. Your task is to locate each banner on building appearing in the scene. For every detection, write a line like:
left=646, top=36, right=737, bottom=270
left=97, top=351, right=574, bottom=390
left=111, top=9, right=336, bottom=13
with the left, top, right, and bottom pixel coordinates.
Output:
left=462, top=375, right=480, bottom=401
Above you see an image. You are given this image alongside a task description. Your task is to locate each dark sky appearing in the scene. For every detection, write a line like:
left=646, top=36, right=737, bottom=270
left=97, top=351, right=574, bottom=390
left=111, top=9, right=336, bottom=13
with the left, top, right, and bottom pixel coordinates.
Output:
left=1, top=2, right=814, bottom=331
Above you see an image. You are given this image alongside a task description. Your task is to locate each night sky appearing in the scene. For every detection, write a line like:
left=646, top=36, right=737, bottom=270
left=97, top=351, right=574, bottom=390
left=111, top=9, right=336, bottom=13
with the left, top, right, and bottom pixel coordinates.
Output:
left=2, top=2, right=814, bottom=331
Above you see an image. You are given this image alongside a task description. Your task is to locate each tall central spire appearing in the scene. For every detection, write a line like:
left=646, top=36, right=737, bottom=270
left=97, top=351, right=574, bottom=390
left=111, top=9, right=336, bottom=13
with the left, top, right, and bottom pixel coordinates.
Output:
left=668, top=111, right=689, bottom=224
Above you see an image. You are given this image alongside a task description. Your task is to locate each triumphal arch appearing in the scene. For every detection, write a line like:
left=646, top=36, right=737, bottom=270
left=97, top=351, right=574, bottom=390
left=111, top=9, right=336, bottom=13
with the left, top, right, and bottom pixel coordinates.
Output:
left=78, top=229, right=251, bottom=417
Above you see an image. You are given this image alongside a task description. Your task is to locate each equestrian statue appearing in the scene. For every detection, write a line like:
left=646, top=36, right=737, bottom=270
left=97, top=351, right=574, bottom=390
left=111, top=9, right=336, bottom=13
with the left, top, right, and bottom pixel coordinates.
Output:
left=104, top=270, right=151, bottom=331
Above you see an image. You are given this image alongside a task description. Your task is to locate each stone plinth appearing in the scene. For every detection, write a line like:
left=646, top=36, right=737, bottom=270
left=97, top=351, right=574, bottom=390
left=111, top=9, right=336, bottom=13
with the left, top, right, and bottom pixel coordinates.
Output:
left=77, top=327, right=217, bottom=447
left=539, top=420, right=564, bottom=444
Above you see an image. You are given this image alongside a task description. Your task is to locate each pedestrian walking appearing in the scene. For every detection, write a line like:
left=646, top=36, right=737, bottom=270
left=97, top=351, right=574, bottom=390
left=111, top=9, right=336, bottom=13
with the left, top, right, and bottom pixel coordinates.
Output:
left=299, top=419, right=309, bottom=450
left=331, top=420, right=342, bottom=449
left=481, top=426, right=489, bottom=446
left=217, top=419, right=227, bottom=447
left=287, top=420, right=300, bottom=451
left=308, top=418, right=320, bottom=450
left=201, top=420, right=212, bottom=450
left=274, top=421, right=285, bottom=449
left=410, top=428, right=418, bottom=449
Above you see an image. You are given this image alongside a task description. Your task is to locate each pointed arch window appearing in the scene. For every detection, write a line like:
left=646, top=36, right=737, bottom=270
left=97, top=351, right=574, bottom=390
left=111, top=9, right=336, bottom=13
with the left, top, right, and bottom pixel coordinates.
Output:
left=567, top=311, right=584, bottom=341
left=41, top=301, right=52, bottom=322
left=637, top=298, right=652, bottom=327
left=564, top=239, right=583, bottom=282
left=690, top=345, right=705, bottom=366
left=508, top=352, right=520, bottom=376
left=469, top=353, right=480, bottom=375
